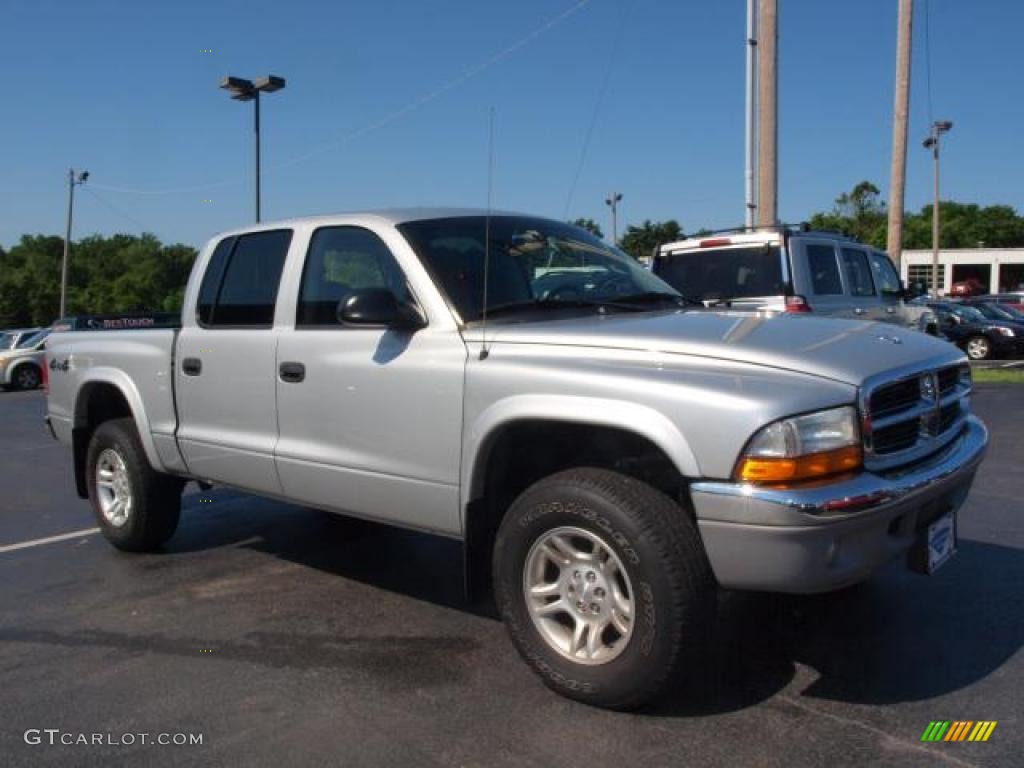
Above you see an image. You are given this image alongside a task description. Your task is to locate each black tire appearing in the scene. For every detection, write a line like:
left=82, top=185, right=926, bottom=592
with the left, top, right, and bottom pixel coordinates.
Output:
left=86, top=418, right=183, bottom=552
left=493, top=468, right=716, bottom=710
left=10, top=363, right=41, bottom=390
left=965, top=335, right=992, bottom=361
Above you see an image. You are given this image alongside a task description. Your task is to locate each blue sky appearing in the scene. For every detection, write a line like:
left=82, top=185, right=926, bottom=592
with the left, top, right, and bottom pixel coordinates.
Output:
left=1, top=0, right=1020, bottom=249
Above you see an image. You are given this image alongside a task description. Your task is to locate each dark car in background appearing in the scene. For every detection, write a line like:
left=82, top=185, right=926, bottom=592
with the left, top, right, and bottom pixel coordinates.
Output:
left=927, top=302, right=1024, bottom=360
left=963, top=299, right=1024, bottom=325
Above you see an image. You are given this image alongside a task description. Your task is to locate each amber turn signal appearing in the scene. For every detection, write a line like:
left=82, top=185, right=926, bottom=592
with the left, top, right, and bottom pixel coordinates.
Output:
left=736, top=445, right=862, bottom=485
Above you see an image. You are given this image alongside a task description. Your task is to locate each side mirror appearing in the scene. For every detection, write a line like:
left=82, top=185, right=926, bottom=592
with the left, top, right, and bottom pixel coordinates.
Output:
left=338, top=288, right=426, bottom=331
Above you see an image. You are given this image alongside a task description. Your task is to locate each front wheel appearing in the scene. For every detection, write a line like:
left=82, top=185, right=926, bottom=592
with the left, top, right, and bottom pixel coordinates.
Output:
left=966, top=335, right=992, bottom=360
left=493, top=468, right=716, bottom=710
left=86, top=418, right=183, bottom=552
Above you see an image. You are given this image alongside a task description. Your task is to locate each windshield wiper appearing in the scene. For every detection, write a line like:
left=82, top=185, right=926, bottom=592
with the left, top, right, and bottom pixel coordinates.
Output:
left=480, top=296, right=649, bottom=320
left=610, top=291, right=701, bottom=308
left=478, top=292, right=699, bottom=322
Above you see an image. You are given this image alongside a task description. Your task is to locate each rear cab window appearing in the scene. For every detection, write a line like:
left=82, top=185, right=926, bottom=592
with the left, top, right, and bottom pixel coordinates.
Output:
left=197, top=230, right=293, bottom=327
left=654, top=244, right=784, bottom=302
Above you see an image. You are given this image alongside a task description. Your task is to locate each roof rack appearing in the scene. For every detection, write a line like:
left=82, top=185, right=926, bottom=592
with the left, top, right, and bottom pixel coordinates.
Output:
left=666, top=221, right=812, bottom=241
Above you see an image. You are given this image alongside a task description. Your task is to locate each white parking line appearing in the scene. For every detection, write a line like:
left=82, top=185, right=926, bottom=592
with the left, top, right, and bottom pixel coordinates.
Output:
left=0, top=527, right=101, bottom=554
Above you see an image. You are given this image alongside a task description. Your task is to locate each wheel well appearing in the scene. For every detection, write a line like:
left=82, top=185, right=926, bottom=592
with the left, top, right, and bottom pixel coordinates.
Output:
left=9, top=360, right=41, bottom=379
left=72, top=383, right=134, bottom=498
left=464, top=421, right=690, bottom=604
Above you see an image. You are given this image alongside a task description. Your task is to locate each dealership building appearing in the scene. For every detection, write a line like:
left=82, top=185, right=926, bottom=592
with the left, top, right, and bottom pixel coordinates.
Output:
left=900, top=248, right=1024, bottom=295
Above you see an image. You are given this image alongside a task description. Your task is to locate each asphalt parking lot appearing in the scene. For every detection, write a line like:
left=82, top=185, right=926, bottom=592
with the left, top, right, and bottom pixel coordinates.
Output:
left=0, top=387, right=1020, bottom=767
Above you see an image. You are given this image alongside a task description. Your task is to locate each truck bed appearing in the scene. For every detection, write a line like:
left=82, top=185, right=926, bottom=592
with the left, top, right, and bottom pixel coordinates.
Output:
left=46, top=327, right=182, bottom=475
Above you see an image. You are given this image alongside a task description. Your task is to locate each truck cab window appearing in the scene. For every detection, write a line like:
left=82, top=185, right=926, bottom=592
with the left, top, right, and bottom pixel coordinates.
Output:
left=198, top=230, right=292, bottom=327
left=297, top=227, right=411, bottom=327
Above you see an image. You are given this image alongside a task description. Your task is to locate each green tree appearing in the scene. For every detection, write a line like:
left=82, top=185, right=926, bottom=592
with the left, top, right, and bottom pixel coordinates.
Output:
left=569, top=218, right=604, bottom=239
left=807, top=180, right=887, bottom=247
left=807, top=182, right=1024, bottom=250
left=0, top=233, right=197, bottom=326
left=619, top=219, right=683, bottom=260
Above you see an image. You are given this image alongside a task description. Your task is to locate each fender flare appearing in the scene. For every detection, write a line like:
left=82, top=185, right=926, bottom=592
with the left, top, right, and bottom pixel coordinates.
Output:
left=72, top=367, right=165, bottom=474
left=461, top=394, right=701, bottom=510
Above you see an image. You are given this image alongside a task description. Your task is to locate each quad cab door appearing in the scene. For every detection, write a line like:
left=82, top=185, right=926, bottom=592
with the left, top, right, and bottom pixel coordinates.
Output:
left=175, top=229, right=293, bottom=495
left=273, top=225, right=466, bottom=536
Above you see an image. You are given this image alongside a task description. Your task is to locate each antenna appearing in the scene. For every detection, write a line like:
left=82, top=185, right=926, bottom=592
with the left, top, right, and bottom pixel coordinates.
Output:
left=480, top=106, right=495, bottom=361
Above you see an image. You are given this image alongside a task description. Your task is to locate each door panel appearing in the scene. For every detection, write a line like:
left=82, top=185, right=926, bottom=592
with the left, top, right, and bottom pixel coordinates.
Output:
left=275, top=328, right=466, bottom=534
left=274, top=225, right=466, bottom=535
left=175, top=329, right=281, bottom=494
left=175, top=229, right=292, bottom=494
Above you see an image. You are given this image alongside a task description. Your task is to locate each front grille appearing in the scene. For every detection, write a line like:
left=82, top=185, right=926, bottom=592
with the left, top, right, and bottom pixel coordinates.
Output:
left=873, top=419, right=920, bottom=455
left=869, top=378, right=920, bottom=419
left=864, top=364, right=970, bottom=470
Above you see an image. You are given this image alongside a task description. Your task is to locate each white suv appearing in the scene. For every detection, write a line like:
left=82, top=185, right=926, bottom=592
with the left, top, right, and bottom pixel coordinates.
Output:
left=652, top=228, right=934, bottom=332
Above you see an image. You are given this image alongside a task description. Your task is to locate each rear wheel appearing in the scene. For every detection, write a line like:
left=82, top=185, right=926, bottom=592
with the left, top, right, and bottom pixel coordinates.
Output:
left=966, top=335, right=992, bottom=360
left=86, top=418, right=183, bottom=551
left=11, top=364, right=41, bottom=390
left=493, top=468, right=716, bottom=710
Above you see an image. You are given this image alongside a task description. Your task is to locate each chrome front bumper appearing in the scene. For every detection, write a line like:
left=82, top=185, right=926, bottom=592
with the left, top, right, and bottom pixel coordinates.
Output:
left=690, top=416, right=988, bottom=593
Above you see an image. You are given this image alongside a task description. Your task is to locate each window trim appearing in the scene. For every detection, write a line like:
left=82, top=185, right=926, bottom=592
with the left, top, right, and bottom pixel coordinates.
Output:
left=196, top=229, right=293, bottom=330
left=294, top=224, right=425, bottom=331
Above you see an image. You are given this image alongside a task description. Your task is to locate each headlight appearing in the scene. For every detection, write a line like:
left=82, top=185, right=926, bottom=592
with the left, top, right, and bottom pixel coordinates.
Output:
left=995, top=327, right=1015, bottom=337
left=734, top=405, right=861, bottom=484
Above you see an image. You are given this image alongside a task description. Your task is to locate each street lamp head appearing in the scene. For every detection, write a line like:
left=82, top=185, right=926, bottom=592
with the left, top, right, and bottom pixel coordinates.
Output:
left=922, top=137, right=937, bottom=149
left=78, top=171, right=89, bottom=183
left=935, top=120, right=953, bottom=133
left=220, top=75, right=256, bottom=100
left=253, top=75, right=286, bottom=93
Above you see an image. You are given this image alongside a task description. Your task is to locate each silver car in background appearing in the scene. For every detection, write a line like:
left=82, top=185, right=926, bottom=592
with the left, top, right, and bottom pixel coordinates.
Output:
left=0, top=329, right=49, bottom=390
left=0, top=327, right=42, bottom=351
left=653, top=228, right=936, bottom=332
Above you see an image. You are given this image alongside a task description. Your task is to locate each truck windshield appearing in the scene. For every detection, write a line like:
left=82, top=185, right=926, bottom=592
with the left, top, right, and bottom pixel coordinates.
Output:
left=654, top=245, right=785, bottom=302
left=398, top=216, right=683, bottom=323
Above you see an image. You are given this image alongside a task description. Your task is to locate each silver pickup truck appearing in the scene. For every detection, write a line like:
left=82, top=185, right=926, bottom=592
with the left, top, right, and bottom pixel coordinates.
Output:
left=46, top=209, right=987, bottom=710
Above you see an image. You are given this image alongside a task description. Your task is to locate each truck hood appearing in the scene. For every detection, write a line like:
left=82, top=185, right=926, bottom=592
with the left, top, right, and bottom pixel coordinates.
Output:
left=469, top=310, right=963, bottom=386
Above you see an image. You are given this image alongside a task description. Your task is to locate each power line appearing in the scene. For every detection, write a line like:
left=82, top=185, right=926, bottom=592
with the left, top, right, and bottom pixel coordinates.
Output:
left=89, top=0, right=594, bottom=197
left=80, top=186, right=153, bottom=232
left=562, top=0, right=636, bottom=220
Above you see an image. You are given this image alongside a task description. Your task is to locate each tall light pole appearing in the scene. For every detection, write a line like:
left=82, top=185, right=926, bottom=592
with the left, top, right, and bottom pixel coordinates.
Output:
left=219, top=75, right=286, bottom=222
left=923, top=120, right=953, bottom=297
left=60, top=169, right=89, bottom=319
left=605, top=192, right=622, bottom=245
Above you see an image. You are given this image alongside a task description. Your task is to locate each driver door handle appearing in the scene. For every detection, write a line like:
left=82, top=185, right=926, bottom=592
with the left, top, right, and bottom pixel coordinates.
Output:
left=279, top=362, right=306, bottom=383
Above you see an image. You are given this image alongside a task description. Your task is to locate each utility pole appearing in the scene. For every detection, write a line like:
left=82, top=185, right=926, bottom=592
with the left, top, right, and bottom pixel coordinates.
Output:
left=60, top=169, right=89, bottom=319
left=605, top=192, right=622, bottom=244
left=756, top=0, right=778, bottom=228
left=886, top=0, right=913, bottom=270
left=923, top=120, right=953, bottom=297
left=744, top=0, right=758, bottom=229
